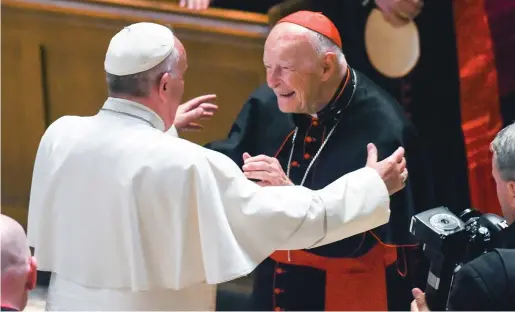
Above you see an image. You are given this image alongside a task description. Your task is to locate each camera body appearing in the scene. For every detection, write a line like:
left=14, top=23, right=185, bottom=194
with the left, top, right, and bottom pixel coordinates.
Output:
left=410, top=207, right=508, bottom=310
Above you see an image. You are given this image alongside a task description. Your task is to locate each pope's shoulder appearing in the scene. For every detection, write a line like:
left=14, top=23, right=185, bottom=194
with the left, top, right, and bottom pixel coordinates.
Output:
left=39, top=114, right=235, bottom=171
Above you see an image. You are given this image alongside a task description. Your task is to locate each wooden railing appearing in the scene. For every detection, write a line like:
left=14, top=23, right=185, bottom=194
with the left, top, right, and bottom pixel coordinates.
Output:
left=1, top=0, right=269, bottom=227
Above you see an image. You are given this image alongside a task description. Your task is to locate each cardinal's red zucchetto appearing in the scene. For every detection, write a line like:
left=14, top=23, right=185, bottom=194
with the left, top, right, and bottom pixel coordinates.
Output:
left=276, top=11, right=342, bottom=49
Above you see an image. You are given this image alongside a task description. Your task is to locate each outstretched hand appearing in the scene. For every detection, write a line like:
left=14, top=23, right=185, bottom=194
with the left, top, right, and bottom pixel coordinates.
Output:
left=366, top=143, right=408, bottom=195
left=174, top=94, right=218, bottom=131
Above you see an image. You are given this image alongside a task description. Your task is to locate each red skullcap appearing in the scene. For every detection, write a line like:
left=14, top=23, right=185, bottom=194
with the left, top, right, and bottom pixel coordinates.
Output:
left=276, top=11, right=342, bottom=49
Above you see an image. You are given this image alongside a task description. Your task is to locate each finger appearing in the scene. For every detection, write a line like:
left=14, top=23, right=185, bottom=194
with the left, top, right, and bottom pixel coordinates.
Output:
left=180, top=107, right=205, bottom=123
left=244, top=171, right=273, bottom=182
left=199, top=103, right=218, bottom=112
left=201, top=0, right=210, bottom=9
left=394, top=0, right=420, bottom=19
left=375, top=0, right=389, bottom=12
left=200, top=111, right=215, bottom=119
left=411, top=288, right=428, bottom=311
left=179, top=0, right=186, bottom=7
left=243, top=154, right=274, bottom=164
left=242, top=152, right=252, bottom=162
left=389, top=146, right=405, bottom=163
left=366, top=143, right=378, bottom=166
left=181, top=123, right=203, bottom=131
left=402, top=168, right=409, bottom=183
left=411, top=287, right=423, bottom=298
left=383, top=10, right=410, bottom=26
left=183, top=94, right=217, bottom=110
left=242, top=161, right=271, bottom=172
left=398, top=157, right=407, bottom=172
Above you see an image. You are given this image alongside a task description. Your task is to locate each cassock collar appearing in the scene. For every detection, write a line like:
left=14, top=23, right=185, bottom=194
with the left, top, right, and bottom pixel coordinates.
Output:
left=100, top=97, right=166, bottom=131
left=291, top=67, right=357, bottom=126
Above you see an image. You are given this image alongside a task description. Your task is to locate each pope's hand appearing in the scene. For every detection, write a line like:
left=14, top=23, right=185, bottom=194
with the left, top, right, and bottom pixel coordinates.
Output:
left=410, top=288, right=430, bottom=311
left=366, top=143, right=407, bottom=195
left=242, top=153, right=294, bottom=186
left=174, top=94, right=218, bottom=131
left=375, top=0, right=424, bottom=27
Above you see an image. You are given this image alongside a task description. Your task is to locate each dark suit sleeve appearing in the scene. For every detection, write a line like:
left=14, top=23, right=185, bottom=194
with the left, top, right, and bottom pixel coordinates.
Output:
left=204, top=96, right=258, bottom=168
left=447, top=252, right=502, bottom=310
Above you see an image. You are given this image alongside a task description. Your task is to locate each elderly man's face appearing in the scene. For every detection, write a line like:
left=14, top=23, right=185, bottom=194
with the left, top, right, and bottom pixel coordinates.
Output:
left=263, top=24, right=325, bottom=114
left=492, top=158, right=515, bottom=224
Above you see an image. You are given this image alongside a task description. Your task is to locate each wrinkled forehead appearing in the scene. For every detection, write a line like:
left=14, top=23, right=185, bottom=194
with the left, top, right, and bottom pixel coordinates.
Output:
left=264, top=24, right=317, bottom=64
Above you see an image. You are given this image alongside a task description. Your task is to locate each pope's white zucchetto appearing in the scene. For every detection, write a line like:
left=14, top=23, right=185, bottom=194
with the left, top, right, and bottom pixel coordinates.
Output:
left=104, top=22, right=175, bottom=76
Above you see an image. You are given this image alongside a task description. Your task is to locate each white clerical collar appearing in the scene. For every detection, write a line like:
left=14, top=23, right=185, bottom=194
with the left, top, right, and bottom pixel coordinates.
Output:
left=101, top=97, right=166, bottom=131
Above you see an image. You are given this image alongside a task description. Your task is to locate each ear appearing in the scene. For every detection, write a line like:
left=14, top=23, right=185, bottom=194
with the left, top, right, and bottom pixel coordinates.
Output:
left=320, top=52, right=338, bottom=81
left=507, top=181, right=515, bottom=198
left=25, top=256, right=37, bottom=291
left=158, top=72, right=172, bottom=99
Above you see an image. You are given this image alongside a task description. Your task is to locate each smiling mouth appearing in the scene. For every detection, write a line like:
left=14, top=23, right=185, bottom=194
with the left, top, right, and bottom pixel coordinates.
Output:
left=278, top=91, right=295, bottom=98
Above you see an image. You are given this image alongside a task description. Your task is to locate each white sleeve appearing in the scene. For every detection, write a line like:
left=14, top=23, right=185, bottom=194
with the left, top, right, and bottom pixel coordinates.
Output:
left=282, top=166, right=390, bottom=250
left=192, top=148, right=390, bottom=283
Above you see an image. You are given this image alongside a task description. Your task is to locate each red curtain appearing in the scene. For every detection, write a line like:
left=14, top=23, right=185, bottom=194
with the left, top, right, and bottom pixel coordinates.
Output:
left=453, top=0, right=502, bottom=214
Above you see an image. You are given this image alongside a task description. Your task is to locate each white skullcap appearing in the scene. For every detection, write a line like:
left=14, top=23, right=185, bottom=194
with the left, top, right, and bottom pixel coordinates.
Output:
left=104, top=22, right=175, bottom=76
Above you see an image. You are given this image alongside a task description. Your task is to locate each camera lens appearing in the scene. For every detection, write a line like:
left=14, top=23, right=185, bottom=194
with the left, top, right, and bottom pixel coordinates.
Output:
left=429, top=213, right=461, bottom=231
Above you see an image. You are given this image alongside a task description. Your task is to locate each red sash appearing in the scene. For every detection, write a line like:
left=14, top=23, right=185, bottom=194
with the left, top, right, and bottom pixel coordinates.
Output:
left=269, top=238, right=397, bottom=311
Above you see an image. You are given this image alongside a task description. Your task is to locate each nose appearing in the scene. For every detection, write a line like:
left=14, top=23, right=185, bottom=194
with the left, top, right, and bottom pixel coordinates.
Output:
left=266, top=67, right=280, bottom=89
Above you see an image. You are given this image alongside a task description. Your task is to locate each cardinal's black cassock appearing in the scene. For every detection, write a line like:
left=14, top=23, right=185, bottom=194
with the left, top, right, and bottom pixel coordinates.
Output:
left=207, top=67, right=435, bottom=311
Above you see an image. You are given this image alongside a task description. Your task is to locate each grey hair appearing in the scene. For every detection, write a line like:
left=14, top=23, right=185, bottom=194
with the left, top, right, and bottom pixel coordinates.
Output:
left=306, top=30, right=346, bottom=67
left=491, top=122, right=515, bottom=181
left=106, top=41, right=180, bottom=97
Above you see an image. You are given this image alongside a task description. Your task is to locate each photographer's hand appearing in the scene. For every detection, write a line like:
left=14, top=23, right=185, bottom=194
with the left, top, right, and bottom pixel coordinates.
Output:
left=411, top=288, right=430, bottom=311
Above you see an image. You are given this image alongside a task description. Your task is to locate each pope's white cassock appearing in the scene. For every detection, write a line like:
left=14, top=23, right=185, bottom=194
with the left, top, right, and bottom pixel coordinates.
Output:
left=27, top=22, right=391, bottom=311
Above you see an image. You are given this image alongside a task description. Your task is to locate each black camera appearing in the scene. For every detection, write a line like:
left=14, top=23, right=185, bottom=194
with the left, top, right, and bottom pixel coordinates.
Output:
left=410, top=207, right=508, bottom=310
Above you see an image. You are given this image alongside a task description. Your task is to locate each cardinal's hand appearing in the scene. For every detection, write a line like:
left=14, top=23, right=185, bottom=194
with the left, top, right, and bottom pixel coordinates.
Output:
left=242, top=153, right=294, bottom=186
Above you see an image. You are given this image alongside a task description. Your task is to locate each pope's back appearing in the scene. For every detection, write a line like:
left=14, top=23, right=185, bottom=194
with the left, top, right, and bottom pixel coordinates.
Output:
left=27, top=109, right=218, bottom=310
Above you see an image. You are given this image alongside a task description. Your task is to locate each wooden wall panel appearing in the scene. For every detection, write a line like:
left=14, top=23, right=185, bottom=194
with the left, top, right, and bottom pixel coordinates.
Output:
left=1, top=35, right=47, bottom=228
left=1, top=0, right=269, bottom=225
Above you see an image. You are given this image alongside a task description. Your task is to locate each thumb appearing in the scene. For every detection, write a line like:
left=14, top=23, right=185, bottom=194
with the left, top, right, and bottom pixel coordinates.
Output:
left=242, top=152, right=251, bottom=161
left=412, top=288, right=424, bottom=298
left=366, top=143, right=378, bottom=166
left=412, top=288, right=428, bottom=311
